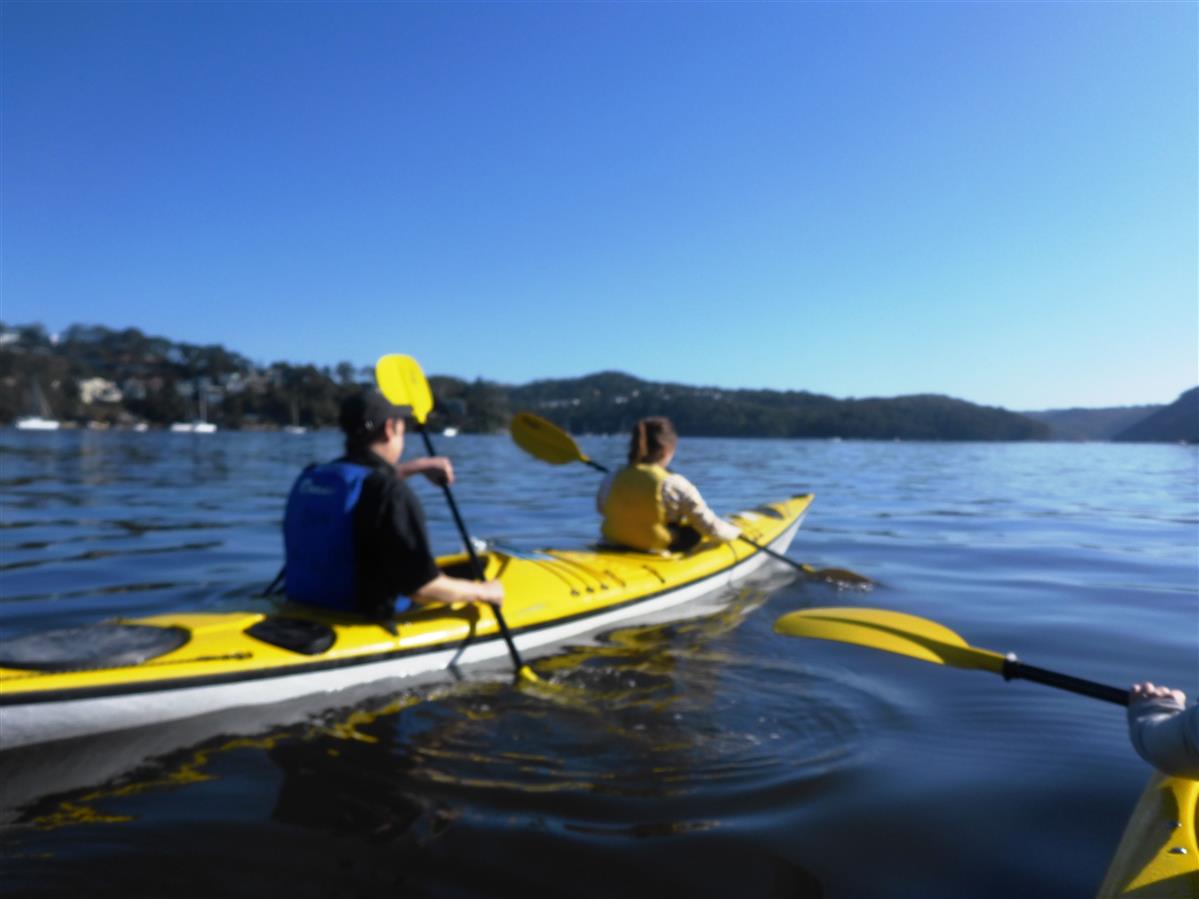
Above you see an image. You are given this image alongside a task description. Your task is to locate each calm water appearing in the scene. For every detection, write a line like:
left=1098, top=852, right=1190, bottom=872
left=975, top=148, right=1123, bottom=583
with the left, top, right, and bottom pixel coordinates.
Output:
left=1, top=430, right=1196, bottom=898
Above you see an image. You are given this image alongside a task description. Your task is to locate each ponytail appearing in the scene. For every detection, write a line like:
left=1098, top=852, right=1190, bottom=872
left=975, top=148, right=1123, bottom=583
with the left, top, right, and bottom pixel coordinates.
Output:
left=627, top=417, right=677, bottom=465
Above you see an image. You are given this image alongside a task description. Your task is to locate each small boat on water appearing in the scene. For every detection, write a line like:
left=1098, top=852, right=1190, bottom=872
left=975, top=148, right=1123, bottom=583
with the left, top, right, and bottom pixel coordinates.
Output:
left=169, top=421, right=217, bottom=433
left=283, top=396, right=307, bottom=433
left=14, top=417, right=60, bottom=431
left=169, top=384, right=217, bottom=433
left=14, top=380, right=60, bottom=430
left=0, top=493, right=813, bottom=752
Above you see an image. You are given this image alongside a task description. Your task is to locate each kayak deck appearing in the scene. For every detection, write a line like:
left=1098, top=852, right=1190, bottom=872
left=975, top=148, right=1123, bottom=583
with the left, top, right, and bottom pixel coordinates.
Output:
left=1098, top=773, right=1199, bottom=898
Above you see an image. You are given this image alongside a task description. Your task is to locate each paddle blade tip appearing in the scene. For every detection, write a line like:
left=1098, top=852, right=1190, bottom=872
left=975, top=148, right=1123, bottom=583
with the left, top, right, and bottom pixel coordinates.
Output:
left=773, top=610, right=819, bottom=638
left=517, top=665, right=544, bottom=685
left=375, top=354, right=434, bottom=424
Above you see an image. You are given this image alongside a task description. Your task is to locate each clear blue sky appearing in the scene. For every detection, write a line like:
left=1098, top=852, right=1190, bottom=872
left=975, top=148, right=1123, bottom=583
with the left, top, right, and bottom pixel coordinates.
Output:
left=2, top=2, right=1195, bottom=410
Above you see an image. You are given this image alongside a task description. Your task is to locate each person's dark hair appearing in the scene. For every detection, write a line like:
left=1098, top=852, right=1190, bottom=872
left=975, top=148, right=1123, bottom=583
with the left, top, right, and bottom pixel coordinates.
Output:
left=628, top=417, right=677, bottom=465
left=339, top=390, right=411, bottom=452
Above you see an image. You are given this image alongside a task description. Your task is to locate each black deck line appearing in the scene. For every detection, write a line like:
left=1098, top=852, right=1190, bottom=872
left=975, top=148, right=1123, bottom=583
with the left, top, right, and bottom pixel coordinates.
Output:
left=0, top=520, right=802, bottom=708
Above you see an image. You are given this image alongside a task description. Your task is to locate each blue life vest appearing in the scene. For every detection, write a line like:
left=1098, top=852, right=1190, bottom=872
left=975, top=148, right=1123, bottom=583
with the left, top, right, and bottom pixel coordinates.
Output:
left=283, top=462, right=371, bottom=611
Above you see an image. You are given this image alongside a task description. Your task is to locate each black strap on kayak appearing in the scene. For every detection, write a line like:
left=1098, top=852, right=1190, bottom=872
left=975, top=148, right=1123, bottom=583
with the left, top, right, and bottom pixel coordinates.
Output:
left=245, top=617, right=336, bottom=655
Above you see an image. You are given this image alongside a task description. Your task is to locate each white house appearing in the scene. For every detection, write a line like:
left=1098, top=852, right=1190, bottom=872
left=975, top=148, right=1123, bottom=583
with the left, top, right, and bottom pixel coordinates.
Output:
left=78, top=377, right=123, bottom=404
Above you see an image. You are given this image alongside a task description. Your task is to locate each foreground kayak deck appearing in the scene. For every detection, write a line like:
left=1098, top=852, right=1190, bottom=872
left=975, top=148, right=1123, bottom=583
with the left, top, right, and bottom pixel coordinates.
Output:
left=1098, top=773, right=1199, bottom=898
left=0, top=493, right=812, bottom=751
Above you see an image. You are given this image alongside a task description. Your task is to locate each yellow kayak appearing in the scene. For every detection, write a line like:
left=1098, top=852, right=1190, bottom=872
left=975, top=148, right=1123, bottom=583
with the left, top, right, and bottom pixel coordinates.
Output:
left=0, top=493, right=812, bottom=751
left=1098, top=773, right=1199, bottom=898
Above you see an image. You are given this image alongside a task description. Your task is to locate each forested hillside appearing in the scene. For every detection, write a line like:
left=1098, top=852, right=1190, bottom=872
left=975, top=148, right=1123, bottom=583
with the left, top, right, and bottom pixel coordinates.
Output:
left=1113, top=388, right=1199, bottom=444
left=501, top=372, right=1048, bottom=440
left=0, top=321, right=1102, bottom=442
left=1021, top=405, right=1162, bottom=441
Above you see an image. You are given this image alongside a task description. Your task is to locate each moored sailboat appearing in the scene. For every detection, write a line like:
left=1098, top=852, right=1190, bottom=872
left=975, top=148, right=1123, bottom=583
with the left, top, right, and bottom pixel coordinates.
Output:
left=283, top=395, right=306, bottom=434
left=169, top=384, right=217, bottom=433
left=14, top=380, right=60, bottom=431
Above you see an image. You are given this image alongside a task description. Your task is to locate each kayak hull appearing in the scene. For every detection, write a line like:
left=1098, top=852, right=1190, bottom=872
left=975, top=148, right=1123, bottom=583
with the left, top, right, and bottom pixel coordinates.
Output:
left=1098, top=773, right=1199, bottom=898
left=1, top=494, right=812, bottom=752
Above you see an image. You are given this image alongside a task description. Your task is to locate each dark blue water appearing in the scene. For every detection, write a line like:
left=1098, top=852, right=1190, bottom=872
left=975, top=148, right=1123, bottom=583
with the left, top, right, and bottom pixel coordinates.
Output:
left=1, top=431, right=1196, bottom=898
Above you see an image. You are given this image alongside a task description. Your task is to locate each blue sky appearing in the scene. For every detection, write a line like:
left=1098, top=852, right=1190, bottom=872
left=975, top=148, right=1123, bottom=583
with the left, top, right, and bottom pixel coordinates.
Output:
left=2, top=2, right=1195, bottom=410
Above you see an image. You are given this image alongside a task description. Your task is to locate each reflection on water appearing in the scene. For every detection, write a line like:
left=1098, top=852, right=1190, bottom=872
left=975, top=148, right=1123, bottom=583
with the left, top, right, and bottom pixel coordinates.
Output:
left=4, top=605, right=852, bottom=897
left=5, top=602, right=851, bottom=898
left=0, top=431, right=1195, bottom=898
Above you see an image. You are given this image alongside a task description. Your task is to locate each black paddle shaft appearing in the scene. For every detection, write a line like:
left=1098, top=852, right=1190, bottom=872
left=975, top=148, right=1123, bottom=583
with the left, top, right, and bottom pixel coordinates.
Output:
left=415, top=425, right=528, bottom=671
left=739, top=534, right=805, bottom=574
left=1002, top=657, right=1130, bottom=706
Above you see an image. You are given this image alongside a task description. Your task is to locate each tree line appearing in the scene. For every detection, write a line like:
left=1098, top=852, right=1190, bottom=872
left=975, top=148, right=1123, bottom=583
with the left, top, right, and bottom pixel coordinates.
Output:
left=1, top=324, right=363, bottom=430
left=1, top=322, right=1050, bottom=440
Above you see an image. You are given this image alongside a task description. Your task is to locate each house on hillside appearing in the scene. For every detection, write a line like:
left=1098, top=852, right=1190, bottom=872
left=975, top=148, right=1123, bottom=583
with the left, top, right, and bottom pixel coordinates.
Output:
left=78, top=378, right=123, bottom=404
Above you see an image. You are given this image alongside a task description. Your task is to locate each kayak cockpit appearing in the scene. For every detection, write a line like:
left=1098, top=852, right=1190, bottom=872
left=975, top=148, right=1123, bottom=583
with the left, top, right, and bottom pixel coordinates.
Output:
left=0, top=624, right=190, bottom=672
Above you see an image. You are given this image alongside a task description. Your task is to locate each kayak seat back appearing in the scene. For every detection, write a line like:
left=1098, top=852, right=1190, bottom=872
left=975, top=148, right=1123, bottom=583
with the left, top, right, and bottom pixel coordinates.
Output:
left=244, top=617, right=337, bottom=656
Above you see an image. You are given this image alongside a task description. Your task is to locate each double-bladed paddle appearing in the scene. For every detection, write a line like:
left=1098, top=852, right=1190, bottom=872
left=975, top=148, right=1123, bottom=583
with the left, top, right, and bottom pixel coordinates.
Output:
left=773, top=606, right=1129, bottom=705
left=509, top=411, right=874, bottom=588
left=377, top=354, right=540, bottom=685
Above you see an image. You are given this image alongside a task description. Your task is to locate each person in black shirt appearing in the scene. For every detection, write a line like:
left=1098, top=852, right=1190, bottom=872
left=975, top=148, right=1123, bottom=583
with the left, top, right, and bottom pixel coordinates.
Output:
left=283, top=390, right=503, bottom=617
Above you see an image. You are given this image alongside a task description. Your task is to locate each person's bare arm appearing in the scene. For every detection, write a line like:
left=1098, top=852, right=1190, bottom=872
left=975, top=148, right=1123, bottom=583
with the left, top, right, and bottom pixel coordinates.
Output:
left=410, top=574, right=503, bottom=607
left=395, top=457, right=455, bottom=486
left=663, top=474, right=741, bottom=542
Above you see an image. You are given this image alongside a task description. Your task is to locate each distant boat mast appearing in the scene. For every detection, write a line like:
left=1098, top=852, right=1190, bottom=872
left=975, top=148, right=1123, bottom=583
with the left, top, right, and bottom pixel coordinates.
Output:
left=15, top=379, right=60, bottom=431
left=284, top=394, right=306, bottom=434
left=170, top=380, right=217, bottom=434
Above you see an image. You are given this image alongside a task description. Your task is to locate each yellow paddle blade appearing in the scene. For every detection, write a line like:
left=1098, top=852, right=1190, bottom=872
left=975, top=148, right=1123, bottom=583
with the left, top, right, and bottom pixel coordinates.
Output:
left=516, top=665, right=544, bottom=685
left=773, top=607, right=1007, bottom=673
left=375, top=354, right=434, bottom=425
left=510, top=411, right=591, bottom=466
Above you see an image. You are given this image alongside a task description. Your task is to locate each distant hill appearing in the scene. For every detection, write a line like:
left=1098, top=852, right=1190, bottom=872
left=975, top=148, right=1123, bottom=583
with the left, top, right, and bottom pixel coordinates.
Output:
left=1113, top=388, right=1199, bottom=443
left=1021, top=405, right=1162, bottom=441
left=7, top=320, right=1177, bottom=442
left=492, top=371, right=1049, bottom=441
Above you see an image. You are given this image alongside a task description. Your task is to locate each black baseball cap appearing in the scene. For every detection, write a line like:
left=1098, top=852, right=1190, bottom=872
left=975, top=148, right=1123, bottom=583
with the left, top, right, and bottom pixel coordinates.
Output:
left=338, top=389, right=413, bottom=438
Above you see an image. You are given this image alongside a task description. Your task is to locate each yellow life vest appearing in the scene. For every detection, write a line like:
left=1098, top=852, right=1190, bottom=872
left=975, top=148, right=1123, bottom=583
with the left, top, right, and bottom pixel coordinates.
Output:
left=601, top=464, right=673, bottom=552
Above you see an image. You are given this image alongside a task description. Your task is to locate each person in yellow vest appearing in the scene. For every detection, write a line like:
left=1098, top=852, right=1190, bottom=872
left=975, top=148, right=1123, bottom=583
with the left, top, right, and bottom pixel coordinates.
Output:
left=597, top=416, right=741, bottom=553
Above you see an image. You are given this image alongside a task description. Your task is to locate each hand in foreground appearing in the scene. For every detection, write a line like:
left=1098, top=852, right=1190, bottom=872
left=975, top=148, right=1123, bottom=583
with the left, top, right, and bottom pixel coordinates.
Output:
left=1130, top=682, right=1187, bottom=708
left=1127, top=681, right=1199, bottom=779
